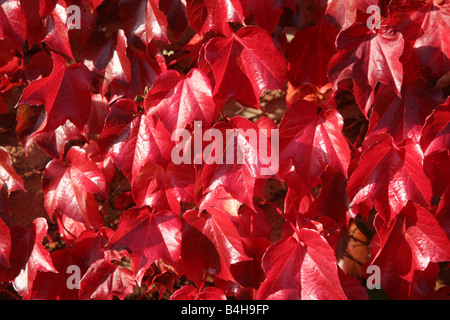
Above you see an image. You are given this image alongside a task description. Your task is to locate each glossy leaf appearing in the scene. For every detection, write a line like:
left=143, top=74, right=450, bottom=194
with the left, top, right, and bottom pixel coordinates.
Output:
left=257, top=228, right=347, bottom=300
left=347, top=134, right=432, bottom=225
left=203, top=26, right=287, bottom=108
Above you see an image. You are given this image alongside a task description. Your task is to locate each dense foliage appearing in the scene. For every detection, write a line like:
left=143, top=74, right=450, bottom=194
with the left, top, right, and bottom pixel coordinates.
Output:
left=0, top=0, right=449, bottom=300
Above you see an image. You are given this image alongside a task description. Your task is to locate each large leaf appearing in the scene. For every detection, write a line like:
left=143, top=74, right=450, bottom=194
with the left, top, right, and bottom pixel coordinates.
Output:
left=368, top=83, right=444, bottom=144
left=203, top=26, right=287, bottom=108
left=144, top=68, right=216, bottom=132
left=79, top=258, right=135, bottom=300
left=369, top=202, right=450, bottom=283
left=347, top=134, right=432, bottom=225
left=420, top=98, right=450, bottom=156
left=279, top=99, right=351, bottom=187
left=42, top=146, right=105, bottom=229
left=323, top=0, right=379, bottom=29
left=132, top=162, right=195, bottom=214
left=98, top=99, right=174, bottom=181
left=12, top=218, right=57, bottom=299
left=0, top=0, right=28, bottom=52
left=387, top=0, right=450, bottom=83
left=201, top=116, right=278, bottom=209
left=240, top=0, right=296, bottom=33
left=81, top=29, right=132, bottom=98
left=328, top=23, right=404, bottom=117
left=256, top=228, right=347, bottom=300
left=42, top=3, right=74, bottom=60
left=288, top=24, right=339, bottom=88
left=107, top=206, right=182, bottom=285
left=179, top=208, right=250, bottom=287
left=15, top=52, right=92, bottom=155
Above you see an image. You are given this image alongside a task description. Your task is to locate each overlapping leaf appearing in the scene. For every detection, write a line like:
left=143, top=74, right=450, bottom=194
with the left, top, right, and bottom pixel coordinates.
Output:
left=107, top=206, right=182, bottom=285
left=328, top=23, right=404, bottom=117
left=279, top=99, right=351, bottom=187
left=347, top=134, right=432, bottom=225
left=203, top=26, right=287, bottom=108
left=257, top=228, right=347, bottom=300
left=42, top=146, right=106, bottom=229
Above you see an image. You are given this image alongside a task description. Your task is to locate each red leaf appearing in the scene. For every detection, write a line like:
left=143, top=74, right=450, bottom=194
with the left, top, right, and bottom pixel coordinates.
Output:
left=79, top=258, right=135, bottom=300
left=203, top=26, right=287, bottom=108
left=144, top=68, right=216, bottom=132
left=186, top=0, right=245, bottom=36
left=288, top=24, right=339, bottom=88
left=132, top=162, right=195, bottom=214
left=42, top=146, right=105, bottom=228
left=257, top=229, right=347, bottom=300
left=81, top=29, right=132, bottom=98
left=108, top=206, right=182, bottom=285
left=0, top=146, right=25, bottom=214
left=170, top=284, right=226, bottom=300
left=347, top=134, right=432, bottom=225
left=420, top=98, right=450, bottom=156
left=323, top=0, right=379, bottom=29
left=387, top=0, right=450, bottom=82
left=159, top=0, right=188, bottom=39
left=129, top=44, right=166, bottom=99
left=119, top=0, right=169, bottom=47
left=279, top=100, right=351, bottom=186
left=201, top=116, right=278, bottom=209
left=98, top=100, right=174, bottom=181
left=12, top=218, right=57, bottom=299
left=0, top=0, right=28, bottom=52
left=16, top=104, right=88, bottom=160
left=31, top=248, right=79, bottom=300
left=368, top=83, right=444, bottom=144
left=16, top=52, right=91, bottom=142
left=42, top=3, right=74, bottom=60
left=0, top=217, right=11, bottom=267
left=369, top=202, right=450, bottom=283
left=328, top=23, right=404, bottom=117
left=70, top=227, right=115, bottom=273
left=307, top=167, right=350, bottom=225
left=240, top=0, right=296, bottom=33
left=179, top=208, right=250, bottom=286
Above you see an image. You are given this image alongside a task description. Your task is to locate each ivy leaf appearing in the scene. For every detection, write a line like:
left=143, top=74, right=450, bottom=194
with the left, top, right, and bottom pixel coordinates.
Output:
left=279, top=100, right=351, bottom=187
left=240, top=0, right=296, bottom=33
left=12, top=218, right=57, bottom=300
left=368, top=83, right=444, bottom=144
left=257, top=228, right=347, bottom=300
left=179, top=208, right=251, bottom=287
left=0, top=0, right=28, bottom=53
left=144, top=68, right=216, bottom=132
left=328, top=23, right=404, bottom=117
left=15, top=52, right=91, bottom=152
left=119, top=0, right=169, bottom=47
left=107, top=206, right=182, bottom=285
left=347, top=134, right=432, bottom=225
left=203, top=26, right=287, bottom=108
left=0, top=217, right=11, bottom=267
left=420, top=98, right=450, bottom=157
left=0, top=146, right=25, bottom=214
left=186, top=0, right=245, bottom=36
left=42, top=146, right=105, bottom=228
left=79, top=258, right=135, bottom=300
left=288, top=24, right=339, bottom=88
left=368, top=202, right=450, bottom=283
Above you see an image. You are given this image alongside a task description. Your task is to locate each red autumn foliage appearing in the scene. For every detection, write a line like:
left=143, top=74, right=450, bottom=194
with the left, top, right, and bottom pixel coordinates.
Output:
left=0, top=0, right=449, bottom=300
